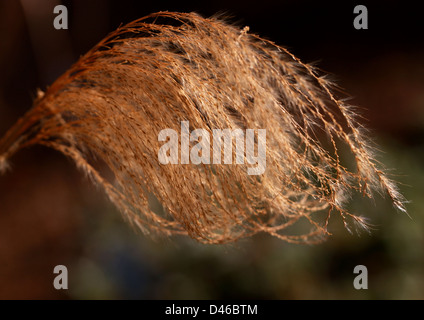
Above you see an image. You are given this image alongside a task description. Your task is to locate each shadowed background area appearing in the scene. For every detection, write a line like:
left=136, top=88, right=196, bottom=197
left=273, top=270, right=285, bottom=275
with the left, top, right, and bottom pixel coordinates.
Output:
left=0, top=0, right=423, bottom=299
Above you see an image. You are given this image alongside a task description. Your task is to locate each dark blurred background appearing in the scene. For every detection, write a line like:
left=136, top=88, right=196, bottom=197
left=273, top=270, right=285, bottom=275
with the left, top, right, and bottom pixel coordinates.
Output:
left=0, top=0, right=423, bottom=299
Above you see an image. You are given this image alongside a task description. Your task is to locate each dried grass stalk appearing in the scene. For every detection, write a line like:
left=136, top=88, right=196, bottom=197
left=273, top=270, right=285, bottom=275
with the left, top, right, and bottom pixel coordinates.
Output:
left=0, top=12, right=406, bottom=243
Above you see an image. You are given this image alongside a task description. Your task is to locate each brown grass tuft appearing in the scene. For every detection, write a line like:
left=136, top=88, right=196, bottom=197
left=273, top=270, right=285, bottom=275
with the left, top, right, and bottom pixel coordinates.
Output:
left=0, top=12, right=406, bottom=243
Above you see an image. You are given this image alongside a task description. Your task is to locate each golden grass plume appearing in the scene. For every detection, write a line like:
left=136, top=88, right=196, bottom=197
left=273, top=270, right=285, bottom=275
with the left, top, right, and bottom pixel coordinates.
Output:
left=0, top=12, right=406, bottom=244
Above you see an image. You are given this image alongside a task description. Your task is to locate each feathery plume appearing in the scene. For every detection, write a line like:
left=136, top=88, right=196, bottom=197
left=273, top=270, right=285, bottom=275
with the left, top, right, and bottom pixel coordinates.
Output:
left=0, top=12, right=406, bottom=243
